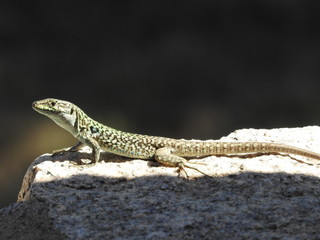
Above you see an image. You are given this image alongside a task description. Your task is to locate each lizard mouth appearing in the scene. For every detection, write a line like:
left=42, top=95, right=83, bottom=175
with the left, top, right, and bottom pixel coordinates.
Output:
left=32, top=101, right=46, bottom=112
left=32, top=101, right=41, bottom=111
left=32, top=101, right=61, bottom=114
left=32, top=101, right=38, bottom=109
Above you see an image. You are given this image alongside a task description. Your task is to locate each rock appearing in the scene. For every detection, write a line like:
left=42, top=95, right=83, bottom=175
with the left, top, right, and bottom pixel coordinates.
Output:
left=1, top=126, right=320, bottom=239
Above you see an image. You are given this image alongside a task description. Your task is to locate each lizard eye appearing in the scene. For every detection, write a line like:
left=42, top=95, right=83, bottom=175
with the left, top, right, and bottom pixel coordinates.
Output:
left=51, top=101, right=56, bottom=107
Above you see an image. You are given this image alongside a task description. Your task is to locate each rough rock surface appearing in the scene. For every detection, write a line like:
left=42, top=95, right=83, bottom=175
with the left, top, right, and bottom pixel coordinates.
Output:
left=2, top=126, right=320, bottom=239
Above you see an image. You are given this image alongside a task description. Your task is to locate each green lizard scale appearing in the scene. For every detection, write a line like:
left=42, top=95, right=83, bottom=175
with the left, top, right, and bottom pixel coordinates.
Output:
left=32, top=98, right=320, bottom=176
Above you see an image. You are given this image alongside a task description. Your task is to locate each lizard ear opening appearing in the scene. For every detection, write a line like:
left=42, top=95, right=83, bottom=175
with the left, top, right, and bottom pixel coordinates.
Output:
left=70, top=108, right=74, bottom=115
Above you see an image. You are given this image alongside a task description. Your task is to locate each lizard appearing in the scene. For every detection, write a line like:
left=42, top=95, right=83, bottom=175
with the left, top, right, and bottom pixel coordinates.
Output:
left=32, top=98, right=320, bottom=178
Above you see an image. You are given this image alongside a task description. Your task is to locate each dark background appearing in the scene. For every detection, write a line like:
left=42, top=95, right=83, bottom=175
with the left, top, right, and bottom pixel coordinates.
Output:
left=1, top=1, right=320, bottom=208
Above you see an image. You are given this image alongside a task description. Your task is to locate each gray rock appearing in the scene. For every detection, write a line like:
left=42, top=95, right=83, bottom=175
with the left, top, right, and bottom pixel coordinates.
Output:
left=2, top=126, right=320, bottom=239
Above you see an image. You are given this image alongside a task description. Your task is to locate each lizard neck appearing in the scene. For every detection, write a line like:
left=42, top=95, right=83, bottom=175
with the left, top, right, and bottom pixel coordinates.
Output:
left=74, top=108, right=123, bottom=141
left=49, top=109, right=79, bottom=137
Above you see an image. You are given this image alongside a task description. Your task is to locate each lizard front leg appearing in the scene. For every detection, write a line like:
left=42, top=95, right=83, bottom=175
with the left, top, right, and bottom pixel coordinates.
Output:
left=52, top=140, right=99, bottom=162
left=53, top=137, right=101, bottom=163
left=155, top=147, right=212, bottom=178
left=52, top=141, right=85, bottom=156
left=82, top=136, right=101, bottom=163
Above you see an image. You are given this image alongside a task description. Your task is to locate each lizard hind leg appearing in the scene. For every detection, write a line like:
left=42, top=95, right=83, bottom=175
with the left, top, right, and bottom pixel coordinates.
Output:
left=155, top=147, right=213, bottom=179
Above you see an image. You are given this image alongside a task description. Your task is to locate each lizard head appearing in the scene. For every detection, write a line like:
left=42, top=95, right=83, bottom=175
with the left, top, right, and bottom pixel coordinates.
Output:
left=32, top=98, right=79, bottom=136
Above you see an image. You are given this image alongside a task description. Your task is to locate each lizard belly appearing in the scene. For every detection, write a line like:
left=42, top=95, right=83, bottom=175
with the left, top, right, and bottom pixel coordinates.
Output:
left=99, top=141, right=156, bottom=159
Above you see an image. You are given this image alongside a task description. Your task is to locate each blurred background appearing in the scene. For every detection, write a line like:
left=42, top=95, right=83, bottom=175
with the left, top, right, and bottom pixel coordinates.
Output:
left=1, top=1, right=320, bottom=208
